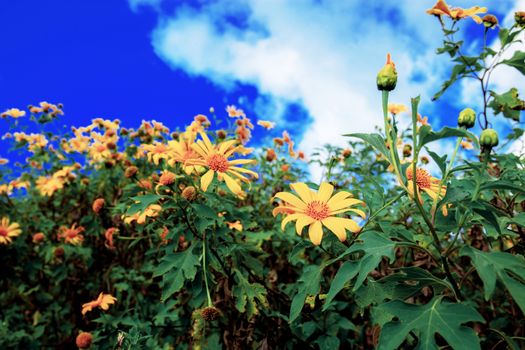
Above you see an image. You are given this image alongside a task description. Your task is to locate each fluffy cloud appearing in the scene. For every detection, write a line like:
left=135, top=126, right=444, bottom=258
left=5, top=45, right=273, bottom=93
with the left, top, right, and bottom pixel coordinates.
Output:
left=131, top=0, right=522, bottom=177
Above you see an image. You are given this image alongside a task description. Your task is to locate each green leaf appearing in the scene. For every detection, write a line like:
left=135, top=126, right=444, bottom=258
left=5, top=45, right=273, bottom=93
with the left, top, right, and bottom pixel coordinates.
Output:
left=192, top=203, right=217, bottom=219
left=232, top=270, right=268, bottom=318
left=479, top=180, right=525, bottom=193
left=377, top=296, right=484, bottom=350
left=418, top=126, right=479, bottom=149
left=501, top=51, right=525, bottom=75
left=127, top=194, right=163, bottom=214
left=425, top=147, right=447, bottom=174
left=344, top=133, right=391, bottom=163
left=289, top=265, right=322, bottom=322
left=156, top=245, right=201, bottom=301
left=460, top=246, right=525, bottom=314
left=488, top=88, right=524, bottom=122
left=323, top=231, right=396, bottom=310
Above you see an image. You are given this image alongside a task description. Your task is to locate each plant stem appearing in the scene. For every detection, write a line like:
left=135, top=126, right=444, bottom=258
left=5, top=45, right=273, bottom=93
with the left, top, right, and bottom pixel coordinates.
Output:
left=382, top=91, right=406, bottom=190
left=202, top=232, right=213, bottom=307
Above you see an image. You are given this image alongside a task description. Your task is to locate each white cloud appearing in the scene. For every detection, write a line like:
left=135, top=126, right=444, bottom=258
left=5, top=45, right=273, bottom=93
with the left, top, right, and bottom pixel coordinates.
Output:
left=131, top=0, right=523, bottom=178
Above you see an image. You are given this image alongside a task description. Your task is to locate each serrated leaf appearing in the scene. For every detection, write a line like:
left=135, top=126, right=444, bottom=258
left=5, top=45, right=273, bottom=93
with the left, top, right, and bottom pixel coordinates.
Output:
left=289, top=265, right=322, bottom=322
left=156, top=245, right=201, bottom=301
left=323, top=231, right=396, bottom=310
left=232, top=270, right=268, bottom=318
left=501, top=51, right=525, bottom=75
left=418, top=126, right=479, bottom=149
left=192, top=203, right=217, bottom=219
left=377, top=296, right=484, bottom=350
left=344, top=133, right=391, bottom=163
left=460, top=246, right=525, bottom=314
left=488, top=88, right=524, bottom=122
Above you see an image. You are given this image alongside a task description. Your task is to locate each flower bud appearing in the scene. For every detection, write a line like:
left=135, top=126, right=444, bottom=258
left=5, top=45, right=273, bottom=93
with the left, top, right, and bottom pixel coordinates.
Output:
left=376, top=53, right=398, bottom=91
left=482, top=14, right=498, bottom=28
left=92, top=198, right=105, bottom=214
left=458, top=108, right=476, bottom=128
left=182, top=186, right=196, bottom=201
left=266, top=148, right=277, bottom=162
left=158, top=170, right=176, bottom=186
left=76, top=332, right=93, bottom=349
left=200, top=306, right=220, bottom=321
left=515, top=11, right=525, bottom=28
left=124, top=166, right=138, bottom=178
left=32, top=232, right=45, bottom=244
left=480, top=129, right=499, bottom=149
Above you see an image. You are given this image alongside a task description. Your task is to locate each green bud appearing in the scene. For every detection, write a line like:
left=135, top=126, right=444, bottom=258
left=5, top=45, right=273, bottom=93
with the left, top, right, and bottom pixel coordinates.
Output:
left=458, top=108, right=476, bottom=128
left=515, top=11, right=525, bottom=28
left=480, top=129, right=499, bottom=149
left=482, top=14, right=498, bottom=29
left=377, top=53, right=398, bottom=91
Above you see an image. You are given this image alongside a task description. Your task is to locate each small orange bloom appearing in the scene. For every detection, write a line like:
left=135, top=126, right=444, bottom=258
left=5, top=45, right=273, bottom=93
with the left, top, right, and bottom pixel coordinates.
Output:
left=58, top=224, right=85, bottom=245
left=81, top=292, right=117, bottom=315
left=1, top=108, right=26, bottom=118
left=257, top=120, right=276, bottom=130
left=76, top=332, right=93, bottom=349
left=226, top=221, right=243, bottom=231
left=104, top=227, right=118, bottom=249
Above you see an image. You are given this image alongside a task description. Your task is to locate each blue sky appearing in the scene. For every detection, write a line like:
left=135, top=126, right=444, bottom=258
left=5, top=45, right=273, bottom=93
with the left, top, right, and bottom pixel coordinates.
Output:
left=1, top=0, right=523, bottom=171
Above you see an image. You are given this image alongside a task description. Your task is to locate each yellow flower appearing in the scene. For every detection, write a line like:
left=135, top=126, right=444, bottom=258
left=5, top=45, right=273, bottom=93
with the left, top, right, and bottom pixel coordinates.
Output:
left=461, top=140, right=474, bottom=150
left=140, top=141, right=173, bottom=165
left=36, top=176, right=65, bottom=196
left=388, top=103, right=408, bottom=115
left=226, top=105, right=245, bottom=118
left=167, top=131, right=202, bottom=174
left=257, top=120, right=276, bottom=130
left=186, top=132, right=258, bottom=197
left=273, top=182, right=366, bottom=245
left=0, top=217, right=22, bottom=245
left=123, top=204, right=162, bottom=225
left=58, top=224, right=85, bottom=245
left=426, top=0, right=487, bottom=24
left=1, top=108, right=26, bottom=118
left=81, top=292, right=117, bottom=315
left=405, top=166, right=446, bottom=203
left=226, top=221, right=243, bottom=231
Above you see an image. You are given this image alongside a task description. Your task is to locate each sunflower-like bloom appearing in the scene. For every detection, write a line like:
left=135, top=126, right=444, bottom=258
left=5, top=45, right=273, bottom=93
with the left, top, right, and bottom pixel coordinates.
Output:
left=186, top=132, right=258, bottom=197
left=123, top=204, right=162, bottom=225
left=1, top=108, right=26, bottom=118
left=273, top=182, right=366, bottom=245
left=36, top=176, right=65, bottom=197
left=405, top=166, right=446, bottom=203
left=167, top=131, right=202, bottom=174
left=58, top=224, right=85, bottom=245
left=388, top=103, right=408, bottom=115
left=140, top=141, right=173, bottom=165
left=0, top=217, right=22, bottom=244
left=426, top=0, right=487, bottom=24
left=81, top=292, right=117, bottom=315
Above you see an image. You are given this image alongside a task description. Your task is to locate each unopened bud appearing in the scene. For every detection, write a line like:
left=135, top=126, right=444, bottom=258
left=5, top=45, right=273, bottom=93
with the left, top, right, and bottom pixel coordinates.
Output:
left=92, top=198, right=105, bottom=214
left=182, top=186, right=196, bottom=201
left=76, top=332, right=93, bottom=349
left=515, top=11, right=525, bottom=28
left=482, top=14, right=498, bottom=28
left=458, top=108, right=476, bottom=128
left=480, top=129, right=499, bottom=149
left=125, top=166, right=138, bottom=178
left=377, top=53, right=398, bottom=91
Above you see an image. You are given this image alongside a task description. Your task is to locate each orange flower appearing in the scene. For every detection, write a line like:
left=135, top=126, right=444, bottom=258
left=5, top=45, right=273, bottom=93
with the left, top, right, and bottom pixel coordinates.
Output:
left=226, top=105, right=245, bottom=118
left=32, top=232, right=45, bottom=244
left=104, top=227, right=118, bottom=249
left=81, top=292, right=117, bottom=315
left=123, top=204, right=162, bottom=225
left=461, top=140, right=474, bottom=150
left=140, top=141, right=173, bottom=165
left=426, top=0, right=487, bottom=24
left=158, top=170, right=177, bottom=186
left=168, top=131, right=202, bottom=174
left=1, top=108, right=26, bottom=118
left=266, top=148, right=277, bottom=162
left=92, top=198, right=105, bottom=214
left=257, top=120, right=276, bottom=130
left=58, top=224, right=85, bottom=245
left=226, top=221, right=243, bottom=231
left=76, top=332, right=93, bottom=349
left=0, top=217, right=22, bottom=245
left=417, top=114, right=430, bottom=126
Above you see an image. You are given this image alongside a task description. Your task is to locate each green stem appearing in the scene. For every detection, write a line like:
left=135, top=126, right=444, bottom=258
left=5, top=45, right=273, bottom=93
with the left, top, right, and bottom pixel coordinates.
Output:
left=382, top=91, right=406, bottom=190
left=361, top=192, right=405, bottom=232
left=410, top=98, right=464, bottom=301
left=202, top=233, right=213, bottom=307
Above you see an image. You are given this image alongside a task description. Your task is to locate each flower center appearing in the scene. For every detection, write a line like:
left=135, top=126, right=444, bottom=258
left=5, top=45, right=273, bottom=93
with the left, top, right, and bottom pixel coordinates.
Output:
left=407, top=167, right=431, bottom=189
left=207, top=154, right=229, bottom=172
left=0, top=228, right=8, bottom=237
left=306, top=201, right=330, bottom=220
left=66, top=230, right=78, bottom=238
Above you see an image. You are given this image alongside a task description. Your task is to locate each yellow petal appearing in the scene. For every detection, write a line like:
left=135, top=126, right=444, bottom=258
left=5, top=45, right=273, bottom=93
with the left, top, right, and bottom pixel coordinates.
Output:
left=317, top=182, right=334, bottom=203
left=222, top=172, right=242, bottom=195
left=274, top=192, right=307, bottom=210
left=218, top=139, right=237, bottom=154
left=308, top=221, right=323, bottom=245
left=290, top=182, right=314, bottom=203
left=326, top=191, right=353, bottom=207
left=328, top=198, right=363, bottom=213
left=201, top=169, right=215, bottom=192
left=295, top=215, right=315, bottom=235
left=281, top=213, right=302, bottom=230
left=322, top=217, right=347, bottom=242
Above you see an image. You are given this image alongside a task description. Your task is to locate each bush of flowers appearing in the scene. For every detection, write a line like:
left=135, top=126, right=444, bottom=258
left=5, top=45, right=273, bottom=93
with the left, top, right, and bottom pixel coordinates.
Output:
left=1, top=2, right=525, bottom=349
